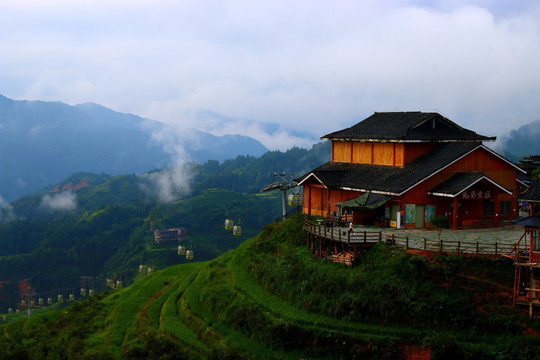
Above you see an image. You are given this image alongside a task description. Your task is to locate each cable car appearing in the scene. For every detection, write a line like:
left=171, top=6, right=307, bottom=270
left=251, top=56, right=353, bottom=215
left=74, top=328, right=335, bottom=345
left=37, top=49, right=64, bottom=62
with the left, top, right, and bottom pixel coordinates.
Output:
left=80, top=288, right=87, bottom=297
left=2, top=315, right=6, bottom=322
left=38, top=298, right=44, bottom=305
left=288, top=193, right=303, bottom=206
left=21, top=299, right=26, bottom=306
left=47, top=297, right=53, bottom=305
left=225, top=218, right=234, bottom=230
left=57, top=294, right=64, bottom=303
left=89, top=289, right=95, bottom=297
left=116, top=280, right=123, bottom=288
left=106, top=278, right=114, bottom=288
left=30, top=300, right=35, bottom=307
left=8, top=308, right=12, bottom=314
left=68, top=294, right=75, bottom=301
left=186, top=249, right=194, bottom=260
left=147, top=267, right=154, bottom=274
left=139, top=264, right=145, bottom=273
left=178, top=245, right=186, bottom=255
left=233, top=224, right=242, bottom=236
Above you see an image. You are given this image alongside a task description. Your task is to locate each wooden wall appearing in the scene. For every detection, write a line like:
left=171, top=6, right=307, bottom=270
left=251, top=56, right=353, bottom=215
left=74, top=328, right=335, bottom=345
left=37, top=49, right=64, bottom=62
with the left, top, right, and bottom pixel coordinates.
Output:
left=332, top=141, right=435, bottom=167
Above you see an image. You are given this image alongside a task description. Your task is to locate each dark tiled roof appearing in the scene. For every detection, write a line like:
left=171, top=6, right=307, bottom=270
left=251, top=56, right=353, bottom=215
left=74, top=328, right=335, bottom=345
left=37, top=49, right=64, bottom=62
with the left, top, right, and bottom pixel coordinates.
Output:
left=297, top=142, right=481, bottom=195
left=521, top=180, right=540, bottom=202
left=512, top=216, right=540, bottom=228
left=322, top=112, right=496, bottom=142
left=429, top=172, right=485, bottom=196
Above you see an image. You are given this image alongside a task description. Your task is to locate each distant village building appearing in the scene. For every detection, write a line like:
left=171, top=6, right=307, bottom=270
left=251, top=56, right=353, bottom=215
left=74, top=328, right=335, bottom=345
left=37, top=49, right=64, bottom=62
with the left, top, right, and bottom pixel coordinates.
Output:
left=298, top=112, right=525, bottom=230
left=511, top=180, right=540, bottom=316
left=154, top=228, right=187, bottom=244
left=517, top=155, right=540, bottom=181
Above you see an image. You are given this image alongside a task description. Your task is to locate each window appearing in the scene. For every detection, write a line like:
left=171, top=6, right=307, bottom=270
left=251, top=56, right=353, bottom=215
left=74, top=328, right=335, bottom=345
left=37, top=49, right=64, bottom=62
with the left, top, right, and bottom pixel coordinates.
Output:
left=483, top=200, right=494, bottom=216
left=500, top=201, right=512, bottom=215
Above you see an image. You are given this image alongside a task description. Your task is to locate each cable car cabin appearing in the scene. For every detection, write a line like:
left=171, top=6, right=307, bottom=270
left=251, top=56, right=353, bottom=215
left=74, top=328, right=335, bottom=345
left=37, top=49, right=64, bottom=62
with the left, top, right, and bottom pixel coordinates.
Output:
left=57, top=294, right=64, bottom=303
left=116, top=280, right=123, bottom=288
left=186, top=250, right=194, bottom=260
left=30, top=300, right=35, bottom=307
left=233, top=225, right=242, bottom=236
left=139, top=264, right=145, bottom=273
left=47, top=298, right=53, bottom=305
left=68, top=294, right=75, bottom=301
left=225, top=218, right=234, bottom=230
left=178, top=245, right=186, bottom=255
left=89, top=289, right=95, bottom=297
left=106, top=279, right=114, bottom=288
left=147, top=267, right=154, bottom=274
left=80, top=288, right=87, bottom=296
left=38, top=298, right=44, bottom=305
left=21, top=299, right=26, bottom=306
left=288, top=193, right=303, bottom=206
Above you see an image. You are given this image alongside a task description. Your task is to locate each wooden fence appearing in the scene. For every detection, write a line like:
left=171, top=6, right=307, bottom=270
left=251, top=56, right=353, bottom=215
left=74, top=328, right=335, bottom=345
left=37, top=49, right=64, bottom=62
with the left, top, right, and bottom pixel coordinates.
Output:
left=303, top=217, right=381, bottom=245
left=303, top=217, right=515, bottom=255
left=384, top=233, right=515, bottom=255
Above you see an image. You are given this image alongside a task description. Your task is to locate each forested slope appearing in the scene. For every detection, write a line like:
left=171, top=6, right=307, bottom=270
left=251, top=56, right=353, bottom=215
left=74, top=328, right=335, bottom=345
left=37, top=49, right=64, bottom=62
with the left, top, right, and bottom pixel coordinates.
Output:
left=1, top=215, right=539, bottom=359
left=0, top=143, right=329, bottom=310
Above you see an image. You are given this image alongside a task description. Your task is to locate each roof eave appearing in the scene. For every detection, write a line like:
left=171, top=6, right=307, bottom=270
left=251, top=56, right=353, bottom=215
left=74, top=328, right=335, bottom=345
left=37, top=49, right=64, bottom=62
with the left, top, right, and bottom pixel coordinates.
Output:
left=398, top=144, right=516, bottom=196
left=321, top=137, right=496, bottom=143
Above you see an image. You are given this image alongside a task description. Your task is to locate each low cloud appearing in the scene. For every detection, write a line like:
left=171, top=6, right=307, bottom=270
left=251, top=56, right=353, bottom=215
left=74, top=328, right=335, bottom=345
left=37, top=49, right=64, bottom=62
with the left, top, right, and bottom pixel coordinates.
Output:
left=0, top=195, right=15, bottom=222
left=40, top=191, right=77, bottom=211
left=139, top=165, right=194, bottom=203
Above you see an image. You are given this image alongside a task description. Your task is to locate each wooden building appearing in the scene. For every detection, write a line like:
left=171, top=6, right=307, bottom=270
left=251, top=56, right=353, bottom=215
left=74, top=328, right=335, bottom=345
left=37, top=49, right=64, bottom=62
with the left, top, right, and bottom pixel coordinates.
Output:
left=510, top=180, right=540, bottom=317
left=154, top=227, right=187, bottom=244
left=297, top=112, right=524, bottom=230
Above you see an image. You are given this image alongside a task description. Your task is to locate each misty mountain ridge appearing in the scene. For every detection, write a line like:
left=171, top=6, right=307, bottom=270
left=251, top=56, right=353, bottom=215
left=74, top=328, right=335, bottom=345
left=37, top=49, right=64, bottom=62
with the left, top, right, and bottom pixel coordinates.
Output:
left=498, top=119, right=540, bottom=162
left=0, top=95, right=269, bottom=202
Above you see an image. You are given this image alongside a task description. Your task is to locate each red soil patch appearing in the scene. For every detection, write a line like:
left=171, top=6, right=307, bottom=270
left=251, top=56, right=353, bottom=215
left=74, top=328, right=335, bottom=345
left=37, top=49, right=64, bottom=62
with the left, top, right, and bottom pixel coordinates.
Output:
left=402, top=345, right=430, bottom=360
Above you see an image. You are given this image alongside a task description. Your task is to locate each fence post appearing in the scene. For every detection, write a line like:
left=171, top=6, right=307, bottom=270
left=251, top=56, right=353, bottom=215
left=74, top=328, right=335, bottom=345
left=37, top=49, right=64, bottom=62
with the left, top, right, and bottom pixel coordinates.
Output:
left=439, top=240, right=443, bottom=253
left=364, top=230, right=367, bottom=244
left=406, top=237, right=409, bottom=250
left=392, top=234, right=395, bottom=246
left=379, top=231, right=382, bottom=242
left=424, top=238, right=427, bottom=251
left=476, top=241, right=479, bottom=255
left=458, top=241, right=461, bottom=253
left=495, top=242, right=498, bottom=255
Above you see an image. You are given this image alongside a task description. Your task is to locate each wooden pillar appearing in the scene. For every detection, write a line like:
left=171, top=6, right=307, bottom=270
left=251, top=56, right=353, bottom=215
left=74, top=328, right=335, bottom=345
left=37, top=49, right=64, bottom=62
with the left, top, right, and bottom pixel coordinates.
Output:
left=493, top=193, right=500, bottom=228
left=512, top=183, right=517, bottom=218
left=530, top=266, right=534, bottom=319
left=530, top=229, right=533, bottom=263
left=452, top=197, right=458, bottom=230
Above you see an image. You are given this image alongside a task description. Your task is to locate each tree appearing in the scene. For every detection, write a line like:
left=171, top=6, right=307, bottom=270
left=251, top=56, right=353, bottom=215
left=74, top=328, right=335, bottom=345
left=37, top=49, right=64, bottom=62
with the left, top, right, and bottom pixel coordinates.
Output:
left=430, top=216, right=450, bottom=241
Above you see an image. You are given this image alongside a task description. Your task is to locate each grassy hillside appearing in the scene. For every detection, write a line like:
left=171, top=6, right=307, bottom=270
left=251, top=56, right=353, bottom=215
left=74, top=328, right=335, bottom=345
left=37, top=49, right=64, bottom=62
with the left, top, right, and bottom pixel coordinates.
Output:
left=1, top=215, right=539, bottom=359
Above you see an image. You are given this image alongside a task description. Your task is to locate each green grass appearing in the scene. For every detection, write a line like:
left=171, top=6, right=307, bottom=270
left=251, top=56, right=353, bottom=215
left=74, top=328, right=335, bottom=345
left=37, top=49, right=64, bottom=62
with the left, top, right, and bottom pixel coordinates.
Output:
left=1, top=215, right=540, bottom=359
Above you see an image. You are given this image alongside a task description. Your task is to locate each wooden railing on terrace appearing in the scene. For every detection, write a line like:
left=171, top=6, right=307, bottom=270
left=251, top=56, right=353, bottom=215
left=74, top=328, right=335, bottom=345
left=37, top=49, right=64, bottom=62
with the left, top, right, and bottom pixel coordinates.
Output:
left=302, top=216, right=515, bottom=255
left=302, top=216, right=382, bottom=245
left=384, top=233, right=515, bottom=255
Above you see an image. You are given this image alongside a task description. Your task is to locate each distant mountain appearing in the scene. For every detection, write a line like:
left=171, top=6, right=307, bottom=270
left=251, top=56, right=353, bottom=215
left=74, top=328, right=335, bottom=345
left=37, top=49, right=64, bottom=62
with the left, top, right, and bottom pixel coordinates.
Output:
left=499, top=119, right=540, bottom=162
left=0, top=95, right=268, bottom=202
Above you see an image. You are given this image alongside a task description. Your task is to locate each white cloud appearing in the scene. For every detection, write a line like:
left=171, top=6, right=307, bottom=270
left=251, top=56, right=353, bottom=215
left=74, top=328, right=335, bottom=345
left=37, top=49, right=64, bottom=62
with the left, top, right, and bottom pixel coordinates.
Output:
left=1, top=1, right=540, bottom=149
left=40, top=192, right=77, bottom=211
left=139, top=165, right=194, bottom=204
left=0, top=195, right=15, bottom=222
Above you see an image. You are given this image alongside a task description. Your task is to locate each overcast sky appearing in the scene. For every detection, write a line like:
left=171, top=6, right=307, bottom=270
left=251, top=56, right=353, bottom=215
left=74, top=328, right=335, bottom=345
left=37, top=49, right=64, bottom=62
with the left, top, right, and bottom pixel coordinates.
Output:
left=1, top=0, right=539, bottom=150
